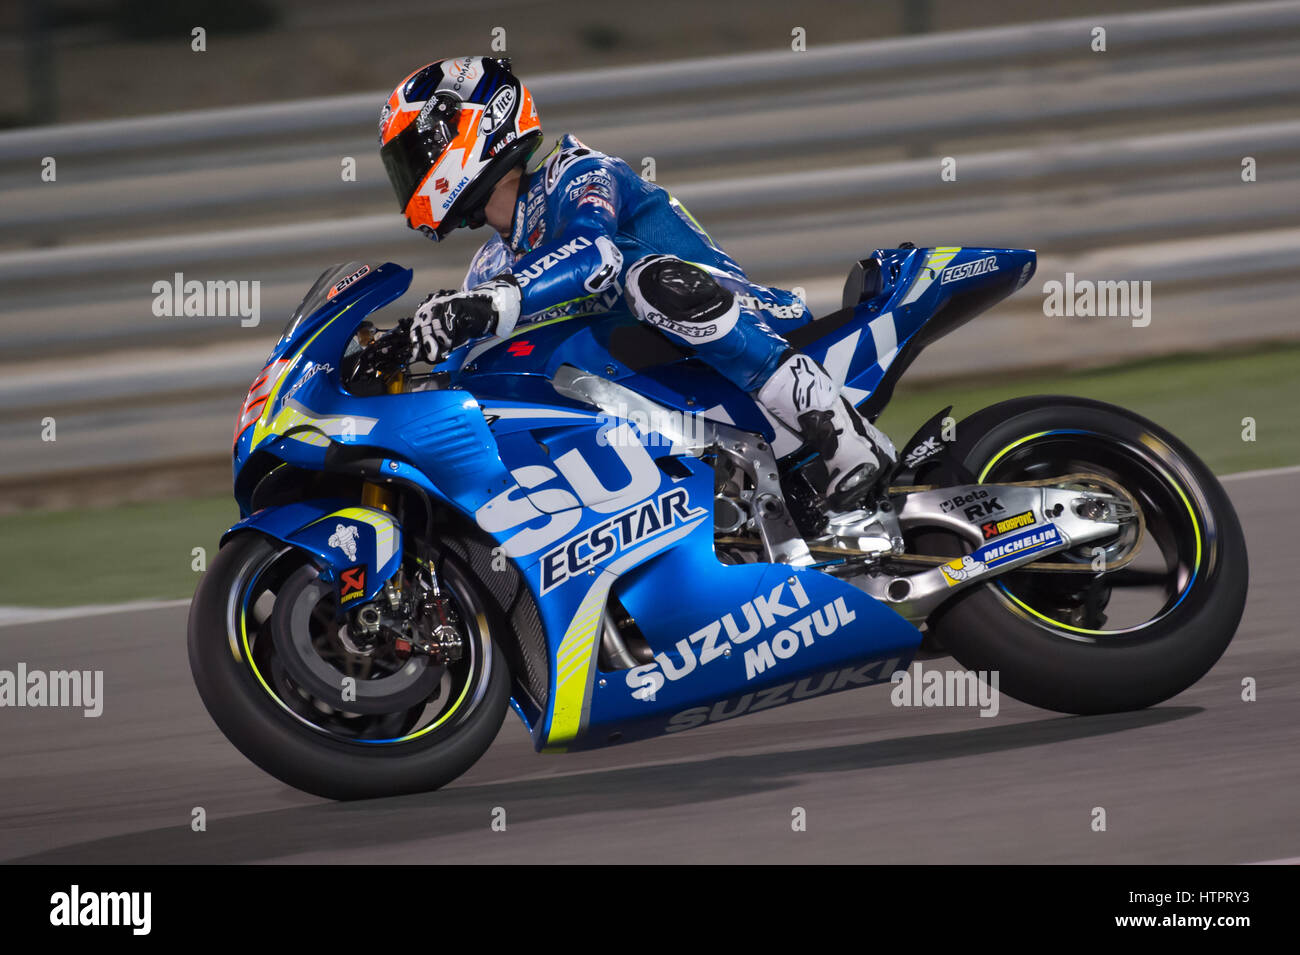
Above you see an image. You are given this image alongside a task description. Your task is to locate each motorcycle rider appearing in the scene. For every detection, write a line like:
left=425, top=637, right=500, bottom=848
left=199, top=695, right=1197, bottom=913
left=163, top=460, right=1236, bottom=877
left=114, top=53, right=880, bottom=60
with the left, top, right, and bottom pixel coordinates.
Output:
left=377, top=56, right=895, bottom=509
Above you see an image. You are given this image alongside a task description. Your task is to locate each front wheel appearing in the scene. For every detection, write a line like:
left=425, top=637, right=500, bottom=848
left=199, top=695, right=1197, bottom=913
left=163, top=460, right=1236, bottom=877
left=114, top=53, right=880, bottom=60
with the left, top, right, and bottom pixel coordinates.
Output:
left=922, top=395, right=1248, bottom=714
left=187, top=532, right=510, bottom=800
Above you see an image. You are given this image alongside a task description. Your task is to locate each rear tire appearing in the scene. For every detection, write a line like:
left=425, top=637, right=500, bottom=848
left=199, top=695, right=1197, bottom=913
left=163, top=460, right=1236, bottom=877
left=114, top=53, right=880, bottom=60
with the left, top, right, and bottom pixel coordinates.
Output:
left=923, top=396, right=1247, bottom=714
left=188, top=532, right=510, bottom=800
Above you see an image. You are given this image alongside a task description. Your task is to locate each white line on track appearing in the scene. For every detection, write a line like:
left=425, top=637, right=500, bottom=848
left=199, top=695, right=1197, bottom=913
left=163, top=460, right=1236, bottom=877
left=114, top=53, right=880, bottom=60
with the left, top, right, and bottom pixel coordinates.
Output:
left=1220, top=463, right=1300, bottom=482
left=1247, top=856, right=1300, bottom=865
left=2, top=464, right=1296, bottom=628
left=0, top=598, right=191, bottom=628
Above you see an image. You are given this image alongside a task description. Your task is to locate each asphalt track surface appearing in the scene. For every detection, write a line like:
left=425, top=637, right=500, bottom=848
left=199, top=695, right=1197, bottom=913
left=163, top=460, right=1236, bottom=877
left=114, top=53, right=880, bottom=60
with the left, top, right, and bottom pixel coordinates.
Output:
left=1, top=470, right=1296, bottom=864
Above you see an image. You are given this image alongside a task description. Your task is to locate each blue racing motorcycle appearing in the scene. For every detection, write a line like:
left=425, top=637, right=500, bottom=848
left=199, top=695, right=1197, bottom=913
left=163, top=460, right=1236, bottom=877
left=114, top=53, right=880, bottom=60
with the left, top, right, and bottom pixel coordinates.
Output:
left=188, top=246, right=1247, bottom=799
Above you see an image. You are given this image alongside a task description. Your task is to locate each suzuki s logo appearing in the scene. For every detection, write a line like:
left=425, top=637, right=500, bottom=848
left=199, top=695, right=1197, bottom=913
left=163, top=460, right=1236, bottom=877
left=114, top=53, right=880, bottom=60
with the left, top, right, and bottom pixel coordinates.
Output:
left=475, top=420, right=702, bottom=568
left=440, top=175, right=470, bottom=210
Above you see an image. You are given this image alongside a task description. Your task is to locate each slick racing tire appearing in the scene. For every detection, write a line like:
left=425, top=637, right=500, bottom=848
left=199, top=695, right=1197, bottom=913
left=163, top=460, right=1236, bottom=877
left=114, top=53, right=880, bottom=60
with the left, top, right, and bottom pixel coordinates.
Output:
left=188, top=532, right=510, bottom=800
left=920, top=396, right=1248, bottom=715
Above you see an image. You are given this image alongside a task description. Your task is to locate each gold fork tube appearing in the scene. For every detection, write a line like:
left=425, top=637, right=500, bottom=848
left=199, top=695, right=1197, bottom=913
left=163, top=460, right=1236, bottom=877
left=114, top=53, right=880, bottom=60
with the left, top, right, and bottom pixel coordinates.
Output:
left=360, top=371, right=406, bottom=512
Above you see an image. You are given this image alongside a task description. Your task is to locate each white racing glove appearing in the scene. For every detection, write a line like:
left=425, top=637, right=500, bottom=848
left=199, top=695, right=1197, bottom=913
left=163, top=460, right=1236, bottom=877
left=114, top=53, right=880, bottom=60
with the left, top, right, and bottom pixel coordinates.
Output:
left=409, top=276, right=522, bottom=365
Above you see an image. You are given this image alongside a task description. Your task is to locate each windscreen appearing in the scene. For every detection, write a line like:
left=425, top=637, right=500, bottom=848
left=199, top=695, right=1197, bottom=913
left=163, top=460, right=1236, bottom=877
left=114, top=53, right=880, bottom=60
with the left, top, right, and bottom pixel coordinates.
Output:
left=278, top=261, right=371, bottom=343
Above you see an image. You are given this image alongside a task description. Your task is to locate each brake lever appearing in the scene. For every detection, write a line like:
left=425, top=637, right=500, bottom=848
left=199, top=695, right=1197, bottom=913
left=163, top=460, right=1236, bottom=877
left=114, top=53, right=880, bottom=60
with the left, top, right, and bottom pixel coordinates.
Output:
left=345, top=318, right=412, bottom=387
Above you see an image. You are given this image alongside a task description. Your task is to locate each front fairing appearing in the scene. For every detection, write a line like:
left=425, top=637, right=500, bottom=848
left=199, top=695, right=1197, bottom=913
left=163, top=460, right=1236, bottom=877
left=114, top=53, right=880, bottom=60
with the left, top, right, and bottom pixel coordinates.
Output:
left=230, top=261, right=511, bottom=519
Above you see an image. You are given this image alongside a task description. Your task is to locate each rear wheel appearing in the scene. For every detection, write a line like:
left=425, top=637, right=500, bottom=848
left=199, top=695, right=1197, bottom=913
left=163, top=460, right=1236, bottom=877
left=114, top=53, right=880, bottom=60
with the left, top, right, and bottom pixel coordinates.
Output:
left=922, top=396, right=1247, bottom=714
left=188, top=532, right=509, bottom=800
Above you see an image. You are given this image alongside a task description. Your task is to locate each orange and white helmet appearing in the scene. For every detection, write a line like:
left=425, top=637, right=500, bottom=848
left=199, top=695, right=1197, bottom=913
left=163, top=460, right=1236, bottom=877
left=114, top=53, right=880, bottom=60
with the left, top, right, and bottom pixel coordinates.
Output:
left=379, top=57, right=542, bottom=241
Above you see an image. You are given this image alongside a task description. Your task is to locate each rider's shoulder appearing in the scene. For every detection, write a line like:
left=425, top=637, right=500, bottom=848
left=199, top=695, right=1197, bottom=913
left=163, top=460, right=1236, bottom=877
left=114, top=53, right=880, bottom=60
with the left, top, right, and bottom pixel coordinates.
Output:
left=535, top=134, right=629, bottom=195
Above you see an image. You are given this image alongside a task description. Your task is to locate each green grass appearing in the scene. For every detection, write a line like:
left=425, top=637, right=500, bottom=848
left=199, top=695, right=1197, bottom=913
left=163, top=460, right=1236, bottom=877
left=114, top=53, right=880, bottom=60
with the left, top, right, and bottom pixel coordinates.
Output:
left=0, top=496, right=237, bottom=608
left=2, top=345, right=1297, bottom=607
left=876, top=343, right=1300, bottom=476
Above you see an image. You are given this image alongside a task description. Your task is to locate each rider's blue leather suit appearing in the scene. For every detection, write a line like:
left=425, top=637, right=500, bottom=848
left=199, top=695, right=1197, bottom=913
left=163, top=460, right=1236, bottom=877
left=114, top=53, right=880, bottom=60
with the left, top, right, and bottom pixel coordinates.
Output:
left=463, top=134, right=807, bottom=393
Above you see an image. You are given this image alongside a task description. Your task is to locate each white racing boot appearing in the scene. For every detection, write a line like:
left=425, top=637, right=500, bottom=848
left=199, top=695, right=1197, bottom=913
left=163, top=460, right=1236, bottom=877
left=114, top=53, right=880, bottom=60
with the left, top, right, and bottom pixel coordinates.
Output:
left=756, top=353, right=897, bottom=509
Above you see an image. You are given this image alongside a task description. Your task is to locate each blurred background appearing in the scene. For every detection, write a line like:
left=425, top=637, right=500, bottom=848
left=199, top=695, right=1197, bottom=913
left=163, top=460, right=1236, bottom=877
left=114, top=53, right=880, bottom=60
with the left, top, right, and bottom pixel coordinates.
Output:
left=1, top=0, right=1297, bottom=605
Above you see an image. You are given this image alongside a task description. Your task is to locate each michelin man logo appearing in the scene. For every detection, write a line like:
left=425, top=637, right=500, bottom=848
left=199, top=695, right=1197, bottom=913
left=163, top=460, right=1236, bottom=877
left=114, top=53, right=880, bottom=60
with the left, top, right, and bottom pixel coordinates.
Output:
left=328, top=524, right=360, bottom=562
left=942, top=553, right=987, bottom=584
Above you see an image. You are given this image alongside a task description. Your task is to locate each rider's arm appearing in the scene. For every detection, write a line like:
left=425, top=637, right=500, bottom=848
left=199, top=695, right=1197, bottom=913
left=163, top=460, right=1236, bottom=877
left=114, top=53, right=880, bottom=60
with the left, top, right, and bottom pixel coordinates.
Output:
left=411, top=157, right=626, bottom=363
left=496, top=160, right=625, bottom=331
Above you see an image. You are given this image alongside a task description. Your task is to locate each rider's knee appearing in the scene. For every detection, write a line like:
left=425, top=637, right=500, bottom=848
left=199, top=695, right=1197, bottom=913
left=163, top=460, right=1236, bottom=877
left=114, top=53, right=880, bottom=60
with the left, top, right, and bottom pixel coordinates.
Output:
left=625, top=255, right=739, bottom=343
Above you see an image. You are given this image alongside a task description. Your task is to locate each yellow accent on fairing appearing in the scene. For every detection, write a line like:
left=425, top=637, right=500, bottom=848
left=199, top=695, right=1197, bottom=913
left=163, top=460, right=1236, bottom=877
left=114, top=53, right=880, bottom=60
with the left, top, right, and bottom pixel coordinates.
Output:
left=542, top=577, right=612, bottom=750
left=926, top=246, right=962, bottom=269
left=249, top=304, right=353, bottom=449
left=898, top=246, right=962, bottom=306
left=505, top=297, right=602, bottom=337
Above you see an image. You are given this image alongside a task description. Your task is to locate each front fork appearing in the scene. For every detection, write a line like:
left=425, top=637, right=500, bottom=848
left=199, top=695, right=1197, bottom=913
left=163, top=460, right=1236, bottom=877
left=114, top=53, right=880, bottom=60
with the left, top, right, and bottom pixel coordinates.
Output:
left=356, top=372, right=462, bottom=661
left=360, top=370, right=405, bottom=513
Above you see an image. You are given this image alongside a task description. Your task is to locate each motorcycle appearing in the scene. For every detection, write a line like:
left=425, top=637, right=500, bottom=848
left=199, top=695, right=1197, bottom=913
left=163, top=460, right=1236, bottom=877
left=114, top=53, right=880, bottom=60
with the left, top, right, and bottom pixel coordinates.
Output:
left=188, top=245, right=1248, bottom=800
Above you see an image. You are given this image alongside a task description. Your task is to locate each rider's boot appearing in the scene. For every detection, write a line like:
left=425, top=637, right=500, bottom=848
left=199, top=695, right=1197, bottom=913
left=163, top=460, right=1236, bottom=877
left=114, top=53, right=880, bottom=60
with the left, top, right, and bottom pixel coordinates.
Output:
left=756, top=352, right=897, bottom=510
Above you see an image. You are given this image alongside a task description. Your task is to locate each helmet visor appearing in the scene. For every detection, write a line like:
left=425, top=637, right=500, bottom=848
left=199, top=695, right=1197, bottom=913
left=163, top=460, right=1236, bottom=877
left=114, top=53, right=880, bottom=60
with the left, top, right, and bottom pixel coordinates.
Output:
left=379, top=92, right=463, bottom=211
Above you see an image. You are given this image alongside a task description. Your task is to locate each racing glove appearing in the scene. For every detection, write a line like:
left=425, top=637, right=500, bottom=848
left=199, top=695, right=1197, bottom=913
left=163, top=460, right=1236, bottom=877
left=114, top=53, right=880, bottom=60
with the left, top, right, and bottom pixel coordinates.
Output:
left=350, top=317, right=412, bottom=379
left=409, top=276, right=522, bottom=365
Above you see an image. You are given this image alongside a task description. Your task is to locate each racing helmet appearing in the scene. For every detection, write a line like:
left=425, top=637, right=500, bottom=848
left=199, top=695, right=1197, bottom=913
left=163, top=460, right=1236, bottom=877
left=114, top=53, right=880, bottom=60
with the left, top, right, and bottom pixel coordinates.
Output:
left=379, top=56, right=543, bottom=241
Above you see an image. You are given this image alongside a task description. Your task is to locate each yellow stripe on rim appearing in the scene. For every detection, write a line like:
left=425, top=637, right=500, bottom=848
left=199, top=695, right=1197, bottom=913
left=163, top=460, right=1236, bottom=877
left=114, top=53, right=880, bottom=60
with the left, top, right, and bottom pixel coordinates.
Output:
left=240, top=595, right=481, bottom=744
left=977, top=429, right=1203, bottom=635
left=977, top=431, right=1051, bottom=481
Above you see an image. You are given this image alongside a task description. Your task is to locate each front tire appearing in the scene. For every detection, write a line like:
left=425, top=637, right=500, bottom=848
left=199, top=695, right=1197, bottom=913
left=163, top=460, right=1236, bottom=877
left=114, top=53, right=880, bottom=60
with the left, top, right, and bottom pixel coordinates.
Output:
left=188, top=532, right=510, bottom=800
left=923, top=396, right=1248, bottom=714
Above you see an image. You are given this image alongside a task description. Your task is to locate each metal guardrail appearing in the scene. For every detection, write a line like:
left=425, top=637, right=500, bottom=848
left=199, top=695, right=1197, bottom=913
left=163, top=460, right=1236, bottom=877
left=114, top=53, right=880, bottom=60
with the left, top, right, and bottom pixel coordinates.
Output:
left=5, top=51, right=1298, bottom=233
left=2, top=0, right=1298, bottom=161
left=0, top=1, right=1298, bottom=485
left=2, top=119, right=1296, bottom=283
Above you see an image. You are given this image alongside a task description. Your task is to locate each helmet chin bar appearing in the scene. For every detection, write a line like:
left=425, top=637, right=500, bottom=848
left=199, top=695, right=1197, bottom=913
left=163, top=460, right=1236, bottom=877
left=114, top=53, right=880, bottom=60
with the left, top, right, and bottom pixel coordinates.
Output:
left=411, top=200, right=485, bottom=242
